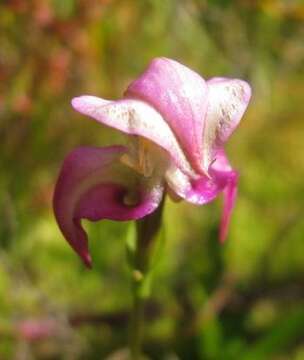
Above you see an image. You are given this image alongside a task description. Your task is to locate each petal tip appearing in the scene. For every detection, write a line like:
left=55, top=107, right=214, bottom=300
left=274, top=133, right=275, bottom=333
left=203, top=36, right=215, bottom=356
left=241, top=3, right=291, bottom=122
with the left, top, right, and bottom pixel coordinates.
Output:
left=238, top=80, right=252, bottom=104
left=219, top=229, right=227, bottom=244
left=71, top=96, right=111, bottom=115
left=71, top=96, right=84, bottom=111
left=82, top=252, right=92, bottom=268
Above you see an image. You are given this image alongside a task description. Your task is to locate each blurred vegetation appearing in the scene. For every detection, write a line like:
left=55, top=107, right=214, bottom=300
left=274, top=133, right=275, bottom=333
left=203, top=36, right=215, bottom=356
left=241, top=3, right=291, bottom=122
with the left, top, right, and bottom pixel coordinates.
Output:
left=1, top=0, right=304, bottom=359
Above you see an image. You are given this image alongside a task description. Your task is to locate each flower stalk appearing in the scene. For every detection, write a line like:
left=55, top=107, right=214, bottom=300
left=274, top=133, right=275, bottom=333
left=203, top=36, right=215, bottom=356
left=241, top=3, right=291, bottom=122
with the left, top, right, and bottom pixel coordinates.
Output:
left=129, top=196, right=165, bottom=359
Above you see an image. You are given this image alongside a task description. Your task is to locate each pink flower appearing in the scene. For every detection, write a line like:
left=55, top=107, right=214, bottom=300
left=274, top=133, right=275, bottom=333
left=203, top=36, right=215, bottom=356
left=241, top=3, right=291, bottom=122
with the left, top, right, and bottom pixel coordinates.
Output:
left=17, top=319, right=57, bottom=342
left=53, top=58, right=251, bottom=267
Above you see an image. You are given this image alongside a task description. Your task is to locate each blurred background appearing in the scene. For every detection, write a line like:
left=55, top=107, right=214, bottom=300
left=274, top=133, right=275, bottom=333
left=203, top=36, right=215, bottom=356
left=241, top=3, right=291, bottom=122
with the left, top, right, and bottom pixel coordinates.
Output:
left=1, top=0, right=304, bottom=358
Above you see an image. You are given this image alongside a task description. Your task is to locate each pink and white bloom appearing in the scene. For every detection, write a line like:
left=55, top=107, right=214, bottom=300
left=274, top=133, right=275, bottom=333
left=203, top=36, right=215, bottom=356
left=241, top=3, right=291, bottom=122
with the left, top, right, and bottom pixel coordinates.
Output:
left=53, top=58, right=251, bottom=267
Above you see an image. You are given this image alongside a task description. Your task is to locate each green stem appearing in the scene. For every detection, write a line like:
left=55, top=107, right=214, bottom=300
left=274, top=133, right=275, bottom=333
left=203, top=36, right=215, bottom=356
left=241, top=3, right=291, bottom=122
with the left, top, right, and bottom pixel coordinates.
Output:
left=129, top=197, right=165, bottom=359
left=129, top=287, right=145, bottom=360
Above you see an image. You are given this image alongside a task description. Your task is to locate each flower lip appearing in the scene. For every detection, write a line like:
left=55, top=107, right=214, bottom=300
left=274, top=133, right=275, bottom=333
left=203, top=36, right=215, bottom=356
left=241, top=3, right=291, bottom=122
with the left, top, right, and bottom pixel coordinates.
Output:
left=53, top=145, right=165, bottom=266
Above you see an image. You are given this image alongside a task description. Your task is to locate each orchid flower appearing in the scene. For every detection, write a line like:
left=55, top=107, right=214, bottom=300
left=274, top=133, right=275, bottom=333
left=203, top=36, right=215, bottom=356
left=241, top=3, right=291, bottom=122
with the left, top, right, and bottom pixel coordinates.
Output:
left=53, top=57, right=251, bottom=267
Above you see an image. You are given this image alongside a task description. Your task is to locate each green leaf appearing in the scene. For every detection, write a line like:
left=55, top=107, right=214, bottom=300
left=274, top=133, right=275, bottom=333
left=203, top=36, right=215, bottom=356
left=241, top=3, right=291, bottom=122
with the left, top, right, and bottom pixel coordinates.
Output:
left=125, top=222, right=137, bottom=268
left=198, top=314, right=223, bottom=359
left=148, top=223, right=166, bottom=270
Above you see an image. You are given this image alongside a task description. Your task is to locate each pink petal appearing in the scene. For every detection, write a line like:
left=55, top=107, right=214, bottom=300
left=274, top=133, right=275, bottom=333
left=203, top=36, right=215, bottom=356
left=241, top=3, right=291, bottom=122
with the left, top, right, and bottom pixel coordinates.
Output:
left=209, top=149, right=239, bottom=242
left=125, top=57, right=209, bottom=174
left=17, top=319, right=57, bottom=341
left=219, top=171, right=238, bottom=243
left=166, top=150, right=238, bottom=242
left=53, top=146, right=164, bottom=267
left=71, top=96, right=195, bottom=177
left=202, top=77, right=251, bottom=170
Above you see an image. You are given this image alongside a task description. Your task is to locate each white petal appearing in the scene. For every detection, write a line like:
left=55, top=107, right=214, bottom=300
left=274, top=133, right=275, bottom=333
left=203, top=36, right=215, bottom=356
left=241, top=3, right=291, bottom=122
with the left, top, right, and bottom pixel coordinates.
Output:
left=72, top=96, right=196, bottom=177
left=202, top=78, right=251, bottom=170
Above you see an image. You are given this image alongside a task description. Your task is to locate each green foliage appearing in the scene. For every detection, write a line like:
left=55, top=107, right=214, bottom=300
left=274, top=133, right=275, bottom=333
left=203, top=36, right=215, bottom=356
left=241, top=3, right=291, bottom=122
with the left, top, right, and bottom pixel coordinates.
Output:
left=1, top=0, right=304, bottom=358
